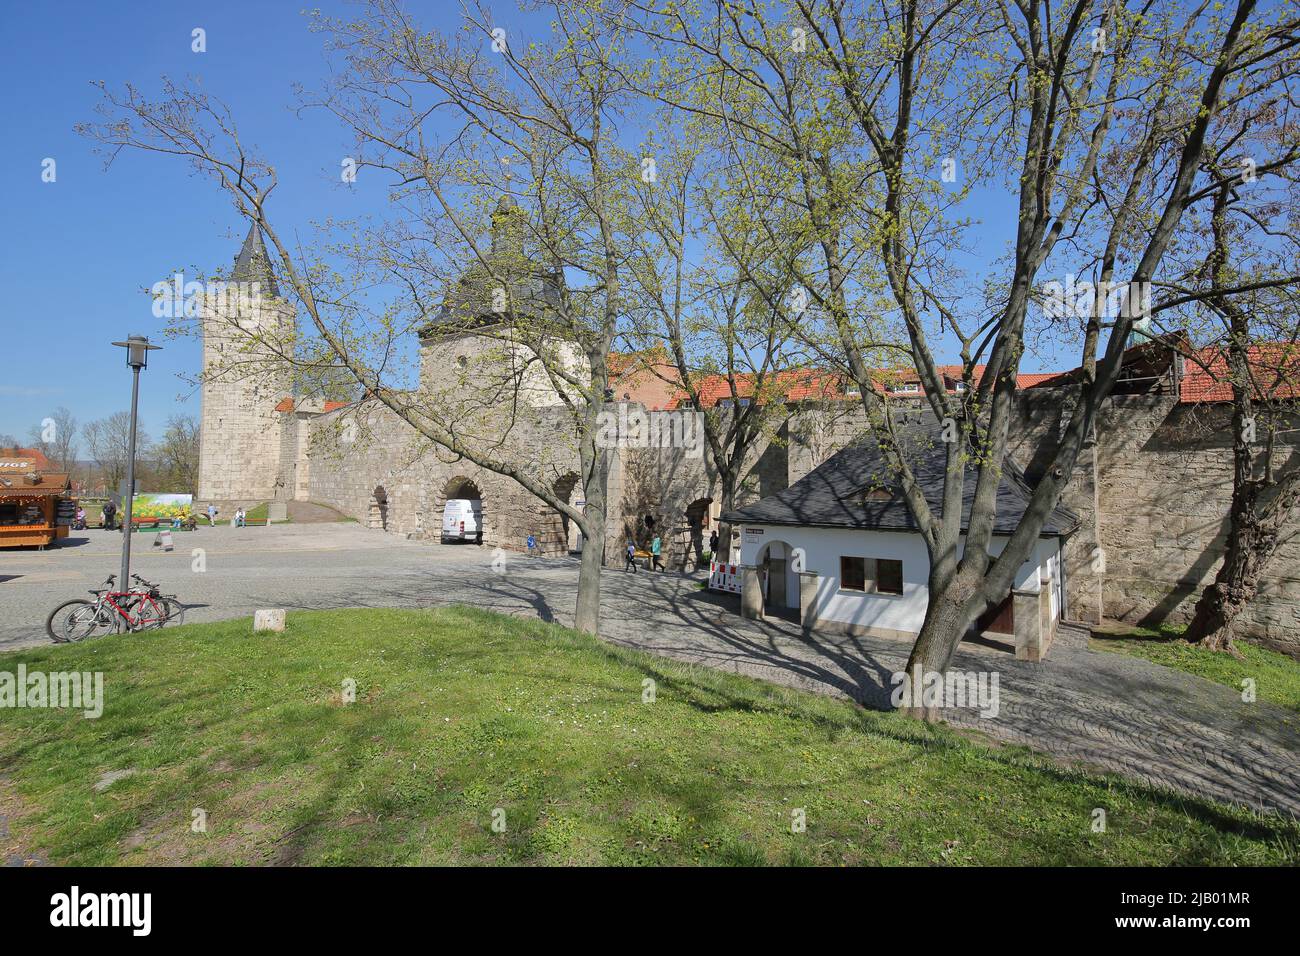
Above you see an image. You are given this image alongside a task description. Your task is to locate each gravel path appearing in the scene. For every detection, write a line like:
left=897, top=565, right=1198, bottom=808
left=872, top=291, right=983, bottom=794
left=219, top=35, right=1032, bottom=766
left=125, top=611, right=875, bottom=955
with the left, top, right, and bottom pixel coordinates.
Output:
left=2, top=523, right=1296, bottom=817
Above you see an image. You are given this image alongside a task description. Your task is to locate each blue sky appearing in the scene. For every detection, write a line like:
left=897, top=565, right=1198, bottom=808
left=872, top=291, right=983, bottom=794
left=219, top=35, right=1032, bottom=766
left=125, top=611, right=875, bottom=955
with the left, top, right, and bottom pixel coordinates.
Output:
left=0, top=1, right=437, bottom=442
left=0, top=1, right=1046, bottom=445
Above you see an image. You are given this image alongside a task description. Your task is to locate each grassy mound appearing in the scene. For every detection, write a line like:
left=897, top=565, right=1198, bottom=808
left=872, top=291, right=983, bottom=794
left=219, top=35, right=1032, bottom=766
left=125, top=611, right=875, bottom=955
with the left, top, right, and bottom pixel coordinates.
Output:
left=1, top=607, right=1295, bottom=865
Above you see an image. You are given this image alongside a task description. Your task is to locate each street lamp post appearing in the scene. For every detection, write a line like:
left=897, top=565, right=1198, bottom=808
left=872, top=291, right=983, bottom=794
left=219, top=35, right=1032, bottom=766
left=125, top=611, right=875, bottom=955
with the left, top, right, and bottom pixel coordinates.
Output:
left=111, top=335, right=161, bottom=589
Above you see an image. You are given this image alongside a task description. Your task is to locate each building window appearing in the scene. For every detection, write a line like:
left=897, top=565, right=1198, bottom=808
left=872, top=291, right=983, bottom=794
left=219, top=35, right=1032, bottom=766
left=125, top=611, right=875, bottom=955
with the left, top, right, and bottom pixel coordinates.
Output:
left=876, top=558, right=903, bottom=595
left=839, top=556, right=903, bottom=595
left=840, top=556, right=866, bottom=591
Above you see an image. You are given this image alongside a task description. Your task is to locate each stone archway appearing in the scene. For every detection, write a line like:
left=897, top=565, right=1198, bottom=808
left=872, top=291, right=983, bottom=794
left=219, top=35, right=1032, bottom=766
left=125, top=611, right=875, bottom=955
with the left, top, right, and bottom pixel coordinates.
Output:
left=440, top=476, right=485, bottom=545
left=368, top=485, right=389, bottom=531
left=537, top=473, right=582, bottom=556
left=681, top=497, right=713, bottom=570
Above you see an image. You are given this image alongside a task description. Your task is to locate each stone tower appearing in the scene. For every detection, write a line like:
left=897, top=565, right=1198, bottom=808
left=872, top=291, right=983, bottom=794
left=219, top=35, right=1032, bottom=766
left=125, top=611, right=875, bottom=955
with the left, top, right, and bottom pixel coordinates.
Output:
left=417, top=199, right=584, bottom=407
left=197, top=223, right=294, bottom=506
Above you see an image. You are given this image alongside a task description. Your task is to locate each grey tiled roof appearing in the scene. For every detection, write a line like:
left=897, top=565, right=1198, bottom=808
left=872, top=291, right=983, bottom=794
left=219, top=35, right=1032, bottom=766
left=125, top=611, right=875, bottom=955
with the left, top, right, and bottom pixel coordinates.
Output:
left=419, top=263, right=562, bottom=339
left=419, top=199, right=563, bottom=340
left=723, top=423, right=1079, bottom=537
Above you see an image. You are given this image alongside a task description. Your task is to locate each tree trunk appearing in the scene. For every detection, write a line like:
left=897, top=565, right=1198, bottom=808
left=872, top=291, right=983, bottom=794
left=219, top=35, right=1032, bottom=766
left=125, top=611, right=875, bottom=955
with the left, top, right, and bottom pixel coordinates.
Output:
left=1185, top=473, right=1300, bottom=655
left=714, top=474, right=738, bottom=565
left=901, top=571, right=976, bottom=722
left=1182, top=273, right=1300, bottom=655
left=574, top=507, right=605, bottom=636
left=573, top=433, right=612, bottom=637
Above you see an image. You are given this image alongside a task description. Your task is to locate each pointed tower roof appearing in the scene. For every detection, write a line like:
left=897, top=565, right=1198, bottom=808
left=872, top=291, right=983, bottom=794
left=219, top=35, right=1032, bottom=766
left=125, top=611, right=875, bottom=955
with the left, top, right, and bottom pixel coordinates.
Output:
left=489, top=195, right=525, bottom=257
left=231, top=222, right=279, bottom=296
left=418, top=199, right=560, bottom=341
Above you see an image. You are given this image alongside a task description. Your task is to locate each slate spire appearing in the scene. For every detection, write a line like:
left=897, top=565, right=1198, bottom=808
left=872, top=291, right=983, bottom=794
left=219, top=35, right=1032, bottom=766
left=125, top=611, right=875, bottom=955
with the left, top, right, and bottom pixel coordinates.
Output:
left=231, top=221, right=279, bottom=297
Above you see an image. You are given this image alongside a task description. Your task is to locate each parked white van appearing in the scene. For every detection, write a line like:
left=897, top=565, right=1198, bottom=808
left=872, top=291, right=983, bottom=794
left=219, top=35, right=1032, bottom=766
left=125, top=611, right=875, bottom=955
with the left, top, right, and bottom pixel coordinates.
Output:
left=441, top=499, right=483, bottom=544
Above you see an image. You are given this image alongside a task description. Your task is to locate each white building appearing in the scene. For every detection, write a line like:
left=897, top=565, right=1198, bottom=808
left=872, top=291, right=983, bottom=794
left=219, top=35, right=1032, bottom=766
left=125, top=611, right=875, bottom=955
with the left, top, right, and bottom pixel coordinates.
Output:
left=723, top=427, right=1078, bottom=661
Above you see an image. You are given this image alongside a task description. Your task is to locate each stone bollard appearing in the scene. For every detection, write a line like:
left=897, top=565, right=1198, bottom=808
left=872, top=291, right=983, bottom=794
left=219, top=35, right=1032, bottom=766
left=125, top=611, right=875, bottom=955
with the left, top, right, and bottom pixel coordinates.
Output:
left=254, top=609, right=286, bottom=633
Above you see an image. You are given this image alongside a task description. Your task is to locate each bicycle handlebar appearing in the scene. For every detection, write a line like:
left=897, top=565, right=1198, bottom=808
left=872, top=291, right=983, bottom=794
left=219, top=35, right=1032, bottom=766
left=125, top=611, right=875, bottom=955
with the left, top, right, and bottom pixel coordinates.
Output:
left=99, top=573, right=160, bottom=591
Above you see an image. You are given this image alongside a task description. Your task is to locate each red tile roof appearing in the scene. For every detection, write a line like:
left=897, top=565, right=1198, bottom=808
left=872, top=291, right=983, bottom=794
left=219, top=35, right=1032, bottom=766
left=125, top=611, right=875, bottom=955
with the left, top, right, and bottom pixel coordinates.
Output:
left=665, top=369, right=846, bottom=409
left=1015, top=373, right=1060, bottom=388
left=275, top=397, right=353, bottom=414
left=608, top=348, right=670, bottom=377
left=661, top=363, right=1055, bottom=409
left=1179, top=344, right=1300, bottom=404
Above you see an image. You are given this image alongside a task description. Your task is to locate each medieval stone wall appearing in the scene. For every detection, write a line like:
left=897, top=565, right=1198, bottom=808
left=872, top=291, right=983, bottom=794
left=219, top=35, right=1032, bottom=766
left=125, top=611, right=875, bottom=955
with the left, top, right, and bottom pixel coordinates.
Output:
left=201, top=281, right=1298, bottom=653
left=1005, top=389, right=1103, bottom=626
left=1096, top=397, right=1300, bottom=655
left=614, top=410, right=714, bottom=569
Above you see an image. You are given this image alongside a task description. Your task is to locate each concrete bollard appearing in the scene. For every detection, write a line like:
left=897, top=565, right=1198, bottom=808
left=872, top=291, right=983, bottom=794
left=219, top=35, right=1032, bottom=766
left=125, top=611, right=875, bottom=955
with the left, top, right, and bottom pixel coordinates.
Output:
left=254, top=609, right=286, bottom=632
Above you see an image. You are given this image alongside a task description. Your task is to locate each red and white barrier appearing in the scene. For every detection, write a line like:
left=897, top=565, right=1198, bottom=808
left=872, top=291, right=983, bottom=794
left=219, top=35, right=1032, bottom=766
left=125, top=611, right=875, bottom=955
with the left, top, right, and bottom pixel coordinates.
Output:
left=708, top=561, right=742, bottom=593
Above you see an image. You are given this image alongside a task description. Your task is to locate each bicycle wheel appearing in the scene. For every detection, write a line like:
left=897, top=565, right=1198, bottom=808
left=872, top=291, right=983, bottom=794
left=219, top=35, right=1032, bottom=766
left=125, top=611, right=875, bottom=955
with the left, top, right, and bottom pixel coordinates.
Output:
left=159, top=597, right=186, bottom=627
left=46, top=600, right=86, bottom=642
left=47, top=600, right=118, bottom=643
left=127, top=594, right=168, bottom=632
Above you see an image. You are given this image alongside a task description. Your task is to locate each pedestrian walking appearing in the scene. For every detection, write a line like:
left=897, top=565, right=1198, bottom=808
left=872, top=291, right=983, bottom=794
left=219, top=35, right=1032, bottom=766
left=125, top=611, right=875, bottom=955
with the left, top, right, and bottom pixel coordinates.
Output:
left=207, top=503, right=218, bottom=527
left=624, top=540, right=638, bottom=573
left=708, top=529, right=718, bottom=556
left=651, top=535, right=665, bottom=572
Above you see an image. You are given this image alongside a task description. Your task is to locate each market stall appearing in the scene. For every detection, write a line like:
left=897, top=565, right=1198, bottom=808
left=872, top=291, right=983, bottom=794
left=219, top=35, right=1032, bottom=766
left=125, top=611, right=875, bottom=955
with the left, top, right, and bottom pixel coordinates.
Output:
left=0, top=471, right=72, bottom=549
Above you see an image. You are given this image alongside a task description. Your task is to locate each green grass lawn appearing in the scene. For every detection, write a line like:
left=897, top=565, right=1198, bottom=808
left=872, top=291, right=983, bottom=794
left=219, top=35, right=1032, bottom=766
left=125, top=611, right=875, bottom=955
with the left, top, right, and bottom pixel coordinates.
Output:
left=1090, top=623, right=1300, bottom=715
left=1, top=607, right=1296, bottom=866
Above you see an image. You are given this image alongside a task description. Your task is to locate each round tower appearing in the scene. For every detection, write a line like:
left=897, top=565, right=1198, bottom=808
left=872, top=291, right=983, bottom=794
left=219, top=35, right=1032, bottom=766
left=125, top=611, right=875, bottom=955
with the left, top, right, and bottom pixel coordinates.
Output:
left=417, top=200, right=584, bottom=408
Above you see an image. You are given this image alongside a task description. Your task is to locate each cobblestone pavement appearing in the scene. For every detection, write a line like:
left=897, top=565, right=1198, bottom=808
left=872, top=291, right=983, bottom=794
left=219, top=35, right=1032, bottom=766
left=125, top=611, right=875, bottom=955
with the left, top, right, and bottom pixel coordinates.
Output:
left=2, top=524, right=1296, bottom=817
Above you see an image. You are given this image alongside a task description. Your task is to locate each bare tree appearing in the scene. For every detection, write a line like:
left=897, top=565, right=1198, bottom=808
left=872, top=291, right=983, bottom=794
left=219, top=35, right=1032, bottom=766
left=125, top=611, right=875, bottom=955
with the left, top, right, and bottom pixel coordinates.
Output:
left=630, top=0, right=1300, bottom=715
left=1151, top=156, right=1300, bottom=653
left=154, top=415, right=201, bottom=495
left=619, top=125, right=815, bottom=559
left=27, top=406, right=79, bottom=472
left=83, top=412, right=150, bottom=495
left=81, top=0, right=653, bottom=636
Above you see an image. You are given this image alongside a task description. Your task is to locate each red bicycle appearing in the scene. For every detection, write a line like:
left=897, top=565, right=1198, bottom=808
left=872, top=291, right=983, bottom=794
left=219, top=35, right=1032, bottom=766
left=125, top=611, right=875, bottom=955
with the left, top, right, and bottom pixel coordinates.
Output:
left=45, top=574, right=185, bottom=642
